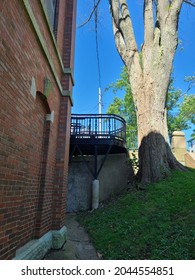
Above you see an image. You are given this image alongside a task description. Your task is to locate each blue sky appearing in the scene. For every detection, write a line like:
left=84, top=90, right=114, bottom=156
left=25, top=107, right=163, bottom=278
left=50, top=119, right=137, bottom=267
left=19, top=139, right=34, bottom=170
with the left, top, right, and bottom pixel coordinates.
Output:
left=72, top=0, right=195, bottom=140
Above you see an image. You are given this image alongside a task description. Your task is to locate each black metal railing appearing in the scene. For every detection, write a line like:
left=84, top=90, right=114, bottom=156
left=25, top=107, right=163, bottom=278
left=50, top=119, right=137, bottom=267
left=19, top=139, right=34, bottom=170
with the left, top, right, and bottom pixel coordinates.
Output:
left=71, top=114, right=126, bottom=143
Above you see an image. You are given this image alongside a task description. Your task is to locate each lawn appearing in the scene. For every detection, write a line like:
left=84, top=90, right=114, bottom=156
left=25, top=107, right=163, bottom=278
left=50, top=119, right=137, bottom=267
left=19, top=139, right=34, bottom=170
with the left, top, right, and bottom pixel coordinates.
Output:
left=78, top=170, right=195, bottom=259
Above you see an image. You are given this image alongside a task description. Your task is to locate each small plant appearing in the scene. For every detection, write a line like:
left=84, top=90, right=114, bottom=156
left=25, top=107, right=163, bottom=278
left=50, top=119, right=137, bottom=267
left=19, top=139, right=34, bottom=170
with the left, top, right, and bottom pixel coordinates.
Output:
left=128, top=150, right=139, bottom=173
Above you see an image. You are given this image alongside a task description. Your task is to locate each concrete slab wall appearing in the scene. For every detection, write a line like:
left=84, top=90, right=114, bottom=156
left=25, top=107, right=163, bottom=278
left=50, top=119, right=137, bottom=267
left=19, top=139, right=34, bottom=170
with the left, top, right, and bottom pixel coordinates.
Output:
left=67, top=153, right=132, bottom=212
left=185, top=152, right=195, bottom=169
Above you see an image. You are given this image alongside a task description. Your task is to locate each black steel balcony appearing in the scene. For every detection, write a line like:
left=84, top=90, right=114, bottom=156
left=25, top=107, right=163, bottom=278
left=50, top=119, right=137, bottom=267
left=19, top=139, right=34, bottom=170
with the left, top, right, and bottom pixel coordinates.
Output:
left=70, top=114, right=126, bottom=156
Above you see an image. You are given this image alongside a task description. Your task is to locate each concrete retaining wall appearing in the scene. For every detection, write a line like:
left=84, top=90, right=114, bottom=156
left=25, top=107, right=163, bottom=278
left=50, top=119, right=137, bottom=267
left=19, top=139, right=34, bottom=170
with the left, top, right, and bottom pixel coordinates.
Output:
left=67, top=153, right=132, bottom=212
left=171, top=131, right=195, bottom=168
left=185, top=152, right=195, bottom=169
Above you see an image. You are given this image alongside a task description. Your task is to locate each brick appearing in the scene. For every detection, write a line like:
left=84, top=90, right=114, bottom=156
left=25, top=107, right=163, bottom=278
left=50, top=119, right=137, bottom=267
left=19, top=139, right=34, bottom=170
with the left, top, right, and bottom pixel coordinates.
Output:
left=0, top=0, right=76, bottom=259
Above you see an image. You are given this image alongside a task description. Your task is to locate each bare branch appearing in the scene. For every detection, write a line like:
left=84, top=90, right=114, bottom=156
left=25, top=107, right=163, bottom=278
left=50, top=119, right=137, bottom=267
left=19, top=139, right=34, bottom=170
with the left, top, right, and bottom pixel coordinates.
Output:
left=109, top=0, right=120, bottom=28
left=183, top=0, right=195, bottom=7
left=112, top=18, right=127, bottom=63
left=109, top=0, right=126, bottom=62
left=144, top=0, right=154, bottom=45
left=168, top=0, right=183, bottom=16
left=166, top=0, right=183, bottom=37
left=110, top=0, right=139, bottom=66
left=154, top=0, right=183, bottom=78
left=109, top=0, right=142, bottom=96
left=156, top=0, right=169, bottom=25
left=119, top=0, right=137, bottom=49
left=77, top=0, right=101, bottom=28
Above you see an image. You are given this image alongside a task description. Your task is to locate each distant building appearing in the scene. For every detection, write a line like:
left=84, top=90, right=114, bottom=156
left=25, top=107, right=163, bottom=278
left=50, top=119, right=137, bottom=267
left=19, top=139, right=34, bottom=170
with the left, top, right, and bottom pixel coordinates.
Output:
left=0, top=0, right=76, bottom=259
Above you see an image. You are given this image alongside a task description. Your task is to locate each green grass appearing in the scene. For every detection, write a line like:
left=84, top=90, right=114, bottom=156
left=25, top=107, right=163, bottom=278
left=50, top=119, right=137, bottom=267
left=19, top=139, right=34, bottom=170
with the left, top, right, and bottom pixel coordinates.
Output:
left=78, top=170, right=195, bottom=260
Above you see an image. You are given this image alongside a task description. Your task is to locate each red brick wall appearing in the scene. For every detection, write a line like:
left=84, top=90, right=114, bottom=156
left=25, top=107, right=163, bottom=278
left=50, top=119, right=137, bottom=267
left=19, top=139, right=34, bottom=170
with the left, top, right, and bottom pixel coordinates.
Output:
left=0, top=0, right=76, bottom=259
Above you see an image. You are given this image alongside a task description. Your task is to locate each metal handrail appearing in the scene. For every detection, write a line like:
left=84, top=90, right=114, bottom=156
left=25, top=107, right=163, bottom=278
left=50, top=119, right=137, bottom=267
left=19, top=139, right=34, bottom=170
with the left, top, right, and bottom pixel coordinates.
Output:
left=71, top=114, right=126, bottom=143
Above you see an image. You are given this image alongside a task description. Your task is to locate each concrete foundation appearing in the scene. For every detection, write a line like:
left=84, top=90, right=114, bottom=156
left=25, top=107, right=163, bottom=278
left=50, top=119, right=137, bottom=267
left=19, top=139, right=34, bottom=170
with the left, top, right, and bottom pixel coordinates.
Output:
left=13, top=226, right=67, bottom=260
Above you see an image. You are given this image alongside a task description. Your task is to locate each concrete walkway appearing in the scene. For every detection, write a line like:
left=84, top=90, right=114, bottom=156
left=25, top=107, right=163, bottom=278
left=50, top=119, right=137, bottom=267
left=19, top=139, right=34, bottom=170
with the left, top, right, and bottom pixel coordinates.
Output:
left=44, top=214, right=99, bottom=260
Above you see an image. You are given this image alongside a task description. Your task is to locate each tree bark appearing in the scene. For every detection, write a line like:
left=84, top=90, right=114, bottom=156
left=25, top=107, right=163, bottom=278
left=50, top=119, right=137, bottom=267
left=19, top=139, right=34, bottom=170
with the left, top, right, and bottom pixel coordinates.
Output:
left=109, top=0, right=187, bottom=183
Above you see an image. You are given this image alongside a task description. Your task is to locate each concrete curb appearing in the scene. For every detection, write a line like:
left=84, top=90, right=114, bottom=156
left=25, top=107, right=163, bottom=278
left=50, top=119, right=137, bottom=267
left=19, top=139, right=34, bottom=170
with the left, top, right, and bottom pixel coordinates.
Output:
left=13, top=226, right=67, bottom=260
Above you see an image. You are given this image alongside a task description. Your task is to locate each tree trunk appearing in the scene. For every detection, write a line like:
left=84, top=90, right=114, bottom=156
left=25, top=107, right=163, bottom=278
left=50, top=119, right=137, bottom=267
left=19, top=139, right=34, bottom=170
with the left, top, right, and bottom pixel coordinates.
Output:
left=136, top=98, right=186, bottom=184
left=131, top=62, right=186, bottom=183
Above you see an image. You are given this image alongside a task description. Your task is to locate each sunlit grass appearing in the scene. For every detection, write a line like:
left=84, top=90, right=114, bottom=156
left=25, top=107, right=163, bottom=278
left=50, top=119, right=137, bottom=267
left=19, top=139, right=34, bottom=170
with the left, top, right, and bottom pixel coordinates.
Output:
left=78, top=170, right=195, bottom=259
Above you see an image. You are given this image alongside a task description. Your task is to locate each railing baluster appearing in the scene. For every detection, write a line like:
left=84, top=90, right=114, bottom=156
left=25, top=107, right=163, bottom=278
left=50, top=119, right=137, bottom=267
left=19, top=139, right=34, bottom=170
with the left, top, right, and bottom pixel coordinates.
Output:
left=95, top=117, right=97, bottom=135
left=89, top=118, right=91, bottom=134
left=110, top=118, right=112, bottom=134
left=70, top=114, right=126, bottom=144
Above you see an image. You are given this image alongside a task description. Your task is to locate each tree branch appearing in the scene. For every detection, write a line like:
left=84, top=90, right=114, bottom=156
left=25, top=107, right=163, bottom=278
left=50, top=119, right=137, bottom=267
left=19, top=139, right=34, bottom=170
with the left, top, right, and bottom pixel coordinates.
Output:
left=109, top=0, right=138, bottom=67
left=109, top=0, right=126, bottom=62
left=168, top=0, right=183, bottom=17
left=119, top=0, right=137, bottom=49
left=144, top=0, right=154, bottom=45
left=109, top=0, right=120, bottom=26
left=156, top=0, right=169, bottom=25
left=112, top=18, right=126, bottom=63
left=154, top=0, right=183, bottom=86
left=77, top=0, right=101, bottom=28
left=183, top=0, right=195, bottom=7
left=165, top=0, right=183, bottom=39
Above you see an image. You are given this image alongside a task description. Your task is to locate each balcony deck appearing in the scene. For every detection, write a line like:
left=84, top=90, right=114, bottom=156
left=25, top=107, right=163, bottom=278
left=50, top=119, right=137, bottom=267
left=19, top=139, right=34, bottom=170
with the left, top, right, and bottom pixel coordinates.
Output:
left=70, top=114, right=127, bottom=156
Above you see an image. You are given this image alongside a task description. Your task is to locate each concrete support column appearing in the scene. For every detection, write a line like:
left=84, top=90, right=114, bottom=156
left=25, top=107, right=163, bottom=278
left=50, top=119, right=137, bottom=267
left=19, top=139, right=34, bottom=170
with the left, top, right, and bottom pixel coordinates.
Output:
left=92, top=180, right=99, bottom=210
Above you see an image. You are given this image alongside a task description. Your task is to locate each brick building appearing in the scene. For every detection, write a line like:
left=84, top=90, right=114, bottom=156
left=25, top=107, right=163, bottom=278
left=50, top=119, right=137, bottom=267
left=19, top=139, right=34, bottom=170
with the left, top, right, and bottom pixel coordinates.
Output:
left=0, top=0, right=77, bottom=259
